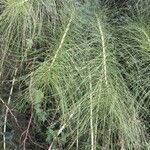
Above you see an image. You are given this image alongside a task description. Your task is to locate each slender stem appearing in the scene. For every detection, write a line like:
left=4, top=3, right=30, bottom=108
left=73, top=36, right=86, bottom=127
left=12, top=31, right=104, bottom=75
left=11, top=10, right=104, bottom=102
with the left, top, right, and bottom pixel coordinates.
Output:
left=49, top=14, right=73, bottom=71
left=48, top=113, right=73, bottom=150
left=89, top=71, right=94, bottom=150
left=22, top=112, right=33, bottom=150
left=0, top=50, right=7, bottom=78
left=3, top=68, right=18, bottom=150
left=96, top=16, right=108, bottom=86
left=0, top=97, right=20, bottom=129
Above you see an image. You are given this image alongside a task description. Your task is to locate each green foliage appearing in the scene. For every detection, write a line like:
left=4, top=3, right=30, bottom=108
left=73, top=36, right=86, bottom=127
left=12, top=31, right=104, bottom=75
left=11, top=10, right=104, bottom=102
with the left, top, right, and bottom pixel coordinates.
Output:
left=0, top=0, right=150, bottom=149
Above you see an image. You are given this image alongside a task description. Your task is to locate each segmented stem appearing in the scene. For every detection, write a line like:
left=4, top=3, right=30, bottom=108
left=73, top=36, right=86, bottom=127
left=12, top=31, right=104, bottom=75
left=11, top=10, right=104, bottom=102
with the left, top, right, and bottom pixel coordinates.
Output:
left=49, top=15, right=73, bottom=70
left=97, top=16, right=108, bottom=86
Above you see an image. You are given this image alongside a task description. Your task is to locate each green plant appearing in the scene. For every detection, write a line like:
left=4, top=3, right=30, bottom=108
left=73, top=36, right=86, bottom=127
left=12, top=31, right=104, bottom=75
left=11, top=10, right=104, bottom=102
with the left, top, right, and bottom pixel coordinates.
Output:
left=0, top=0, right=149, bottom=149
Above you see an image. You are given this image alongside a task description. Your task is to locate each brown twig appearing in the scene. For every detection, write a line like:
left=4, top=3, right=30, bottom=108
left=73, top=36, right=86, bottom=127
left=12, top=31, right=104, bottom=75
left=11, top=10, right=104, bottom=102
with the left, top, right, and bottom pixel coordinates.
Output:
left=20, top=110, right=33, bottom=150
left=0, top=97, right=21, bottom=130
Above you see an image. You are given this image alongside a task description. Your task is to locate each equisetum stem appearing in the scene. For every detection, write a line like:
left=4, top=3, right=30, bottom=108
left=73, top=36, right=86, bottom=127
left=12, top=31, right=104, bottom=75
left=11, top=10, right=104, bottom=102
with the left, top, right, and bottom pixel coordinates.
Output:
left=49, top=15, right=73, bottom=71
left=3, top=68, right=17, bottom=150
left=96, top=16, right=108, bottom=86
left=89, top=71, right=94, bottom=150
